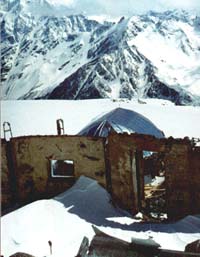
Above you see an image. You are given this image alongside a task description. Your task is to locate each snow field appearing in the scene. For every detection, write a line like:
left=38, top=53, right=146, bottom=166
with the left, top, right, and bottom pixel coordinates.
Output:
left=1, top=99, right=200, bottom=139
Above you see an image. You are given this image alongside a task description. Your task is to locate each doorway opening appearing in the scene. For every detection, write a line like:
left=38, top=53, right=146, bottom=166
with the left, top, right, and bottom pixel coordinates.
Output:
left=142, top=151, right=167, bottom=220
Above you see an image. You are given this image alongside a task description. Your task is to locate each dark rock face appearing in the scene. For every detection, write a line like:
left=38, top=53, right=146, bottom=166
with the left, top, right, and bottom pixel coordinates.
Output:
left=185, top=240, right=200, bottom=253
left=146, top=77, right=193, bottom=105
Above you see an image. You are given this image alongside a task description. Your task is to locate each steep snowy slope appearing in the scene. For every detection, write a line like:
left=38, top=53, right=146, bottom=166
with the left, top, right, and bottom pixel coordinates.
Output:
left=1, top=0, right=200, bottom=105
left=1, top=0, right=101, bottom=99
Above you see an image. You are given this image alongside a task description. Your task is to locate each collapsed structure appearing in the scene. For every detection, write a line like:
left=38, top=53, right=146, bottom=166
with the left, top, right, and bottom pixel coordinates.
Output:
left=2, top=131, right=200, bottom=219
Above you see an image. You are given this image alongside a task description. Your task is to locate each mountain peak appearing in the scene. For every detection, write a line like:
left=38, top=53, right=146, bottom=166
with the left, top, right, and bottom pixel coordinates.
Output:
left=0, top=0, right=74, bottom=17
left=1, top=7, right=200, bottom=105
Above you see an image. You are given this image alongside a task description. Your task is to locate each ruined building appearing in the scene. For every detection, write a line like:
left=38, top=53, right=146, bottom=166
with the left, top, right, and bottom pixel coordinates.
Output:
left=1, top=131, right=200, bottom=219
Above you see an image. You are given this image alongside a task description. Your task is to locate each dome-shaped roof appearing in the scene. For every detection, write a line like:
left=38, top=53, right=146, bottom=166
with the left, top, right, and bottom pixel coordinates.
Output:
left=78, top=108, right=164, bottom=138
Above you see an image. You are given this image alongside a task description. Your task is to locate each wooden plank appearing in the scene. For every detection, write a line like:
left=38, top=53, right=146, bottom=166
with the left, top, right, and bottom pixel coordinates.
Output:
left=75, top=236, right=89, bottom=257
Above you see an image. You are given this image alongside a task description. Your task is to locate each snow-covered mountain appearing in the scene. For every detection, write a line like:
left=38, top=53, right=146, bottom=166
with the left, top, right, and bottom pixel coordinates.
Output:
left=1, top=0, right=200, bottom=105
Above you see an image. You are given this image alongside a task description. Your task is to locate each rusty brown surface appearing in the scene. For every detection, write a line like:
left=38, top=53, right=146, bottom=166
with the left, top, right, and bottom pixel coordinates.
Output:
left=4, top=135, right=106, bottom=206
left=107, top=132, right=200, bottom=218
left=1, top=139, right=13, bottom=210
left=1, top=133, right=200, bottom=219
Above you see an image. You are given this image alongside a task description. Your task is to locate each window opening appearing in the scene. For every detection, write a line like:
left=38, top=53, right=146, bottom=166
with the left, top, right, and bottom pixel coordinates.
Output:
left=51, top=160, right=74, bottom=178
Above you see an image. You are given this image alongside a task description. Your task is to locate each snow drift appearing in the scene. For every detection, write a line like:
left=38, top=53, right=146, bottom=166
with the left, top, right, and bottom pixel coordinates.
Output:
left=1, top=176, right=200, bottom=257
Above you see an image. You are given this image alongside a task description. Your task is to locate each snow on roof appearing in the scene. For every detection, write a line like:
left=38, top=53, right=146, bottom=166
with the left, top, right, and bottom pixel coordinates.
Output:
left=78, top=107, right=165, bottom=138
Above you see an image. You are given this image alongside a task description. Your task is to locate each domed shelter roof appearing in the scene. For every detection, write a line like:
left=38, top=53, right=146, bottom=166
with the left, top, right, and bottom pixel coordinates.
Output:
left=78, top=108, right=164, bottom=138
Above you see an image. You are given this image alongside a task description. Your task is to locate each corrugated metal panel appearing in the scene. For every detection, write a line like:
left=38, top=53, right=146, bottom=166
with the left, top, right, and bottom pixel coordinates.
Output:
left=78, top=108, right=165, bottom=138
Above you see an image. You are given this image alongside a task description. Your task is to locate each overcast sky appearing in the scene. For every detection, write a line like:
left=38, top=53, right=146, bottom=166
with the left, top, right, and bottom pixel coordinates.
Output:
left=50, top=0, right=200, bottom=16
